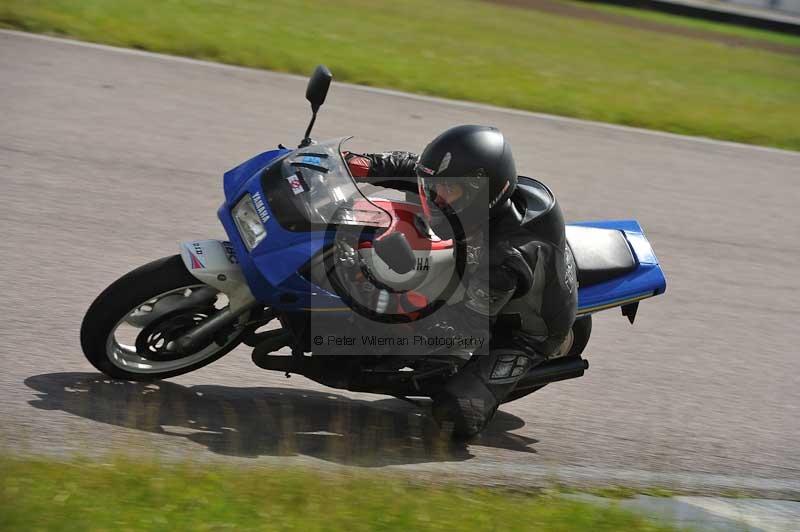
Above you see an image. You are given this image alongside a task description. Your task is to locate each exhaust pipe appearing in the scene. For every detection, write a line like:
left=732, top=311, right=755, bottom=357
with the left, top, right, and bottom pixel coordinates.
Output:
left=516, top=356, right=588, bottom=389
left=251, top=329, right=295, bottom=370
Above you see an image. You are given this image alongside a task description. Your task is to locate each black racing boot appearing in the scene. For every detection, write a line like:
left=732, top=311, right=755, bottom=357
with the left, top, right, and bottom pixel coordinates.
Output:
left=432, top=349, right=544, bottom=438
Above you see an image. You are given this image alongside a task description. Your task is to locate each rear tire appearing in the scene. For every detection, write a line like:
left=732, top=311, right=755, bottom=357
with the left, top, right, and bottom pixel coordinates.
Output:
left=80, top=255, right=249, bottom=381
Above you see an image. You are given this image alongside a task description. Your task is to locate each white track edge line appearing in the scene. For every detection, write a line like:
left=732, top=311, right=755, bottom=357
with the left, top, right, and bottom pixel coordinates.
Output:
left=2, top=28, right=798, bottom=158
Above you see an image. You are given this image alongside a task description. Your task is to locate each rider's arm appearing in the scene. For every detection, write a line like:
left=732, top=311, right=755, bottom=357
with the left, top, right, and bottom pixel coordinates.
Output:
left=345, top=151, right=419, bottom=193
left=464, top=243, right=535, bottom=319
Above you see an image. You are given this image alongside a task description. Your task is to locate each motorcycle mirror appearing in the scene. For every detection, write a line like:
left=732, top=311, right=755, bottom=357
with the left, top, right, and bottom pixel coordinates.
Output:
left=374, top=232, right=416, bottom=275
left=306, top=65, right=332, bottom=112
left=300, top=65, right=333, bottom=148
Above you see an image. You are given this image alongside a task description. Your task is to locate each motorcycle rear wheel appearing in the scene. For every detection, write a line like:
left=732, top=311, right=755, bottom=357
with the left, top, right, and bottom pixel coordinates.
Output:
left=80, top=255, right=250, bottom=381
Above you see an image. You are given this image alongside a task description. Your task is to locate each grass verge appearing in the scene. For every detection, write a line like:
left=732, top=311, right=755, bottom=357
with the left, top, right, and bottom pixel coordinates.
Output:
left=1, top=0, right=798, bottom=150
left=0, top=455, right=681, bottom=531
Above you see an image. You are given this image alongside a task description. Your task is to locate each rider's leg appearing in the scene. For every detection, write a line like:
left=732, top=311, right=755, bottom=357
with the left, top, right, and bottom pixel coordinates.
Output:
left=431, top=346, right=545, bottom=437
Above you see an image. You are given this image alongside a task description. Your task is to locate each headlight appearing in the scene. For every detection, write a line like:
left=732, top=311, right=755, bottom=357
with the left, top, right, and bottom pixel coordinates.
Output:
left=232, top=194, right=267, bottom=250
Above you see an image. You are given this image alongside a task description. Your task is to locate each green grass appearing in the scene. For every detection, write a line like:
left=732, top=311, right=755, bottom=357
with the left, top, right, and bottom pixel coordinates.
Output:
left=1, top=0, right=798, bottom=150
left=0, top=456, right=682, bottom=531
left=575, top=0, right=800, bottom=48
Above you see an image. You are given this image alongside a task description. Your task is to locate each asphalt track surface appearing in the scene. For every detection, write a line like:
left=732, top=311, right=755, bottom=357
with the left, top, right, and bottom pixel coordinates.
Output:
left=1, top=30, right=799, bottom=497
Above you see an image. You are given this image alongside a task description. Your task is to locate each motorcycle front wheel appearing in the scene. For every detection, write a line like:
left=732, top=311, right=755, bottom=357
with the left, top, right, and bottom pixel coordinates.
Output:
left=80, top=255, right=251, bottom=381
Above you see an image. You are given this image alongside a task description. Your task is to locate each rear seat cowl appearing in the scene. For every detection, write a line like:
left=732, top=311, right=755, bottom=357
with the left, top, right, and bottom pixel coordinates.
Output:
left=566, top=226, right=636, bottom=286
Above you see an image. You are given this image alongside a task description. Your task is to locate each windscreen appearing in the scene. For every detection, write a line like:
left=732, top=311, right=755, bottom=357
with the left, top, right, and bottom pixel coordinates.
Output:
left=262, top=138, right=392, bottom=231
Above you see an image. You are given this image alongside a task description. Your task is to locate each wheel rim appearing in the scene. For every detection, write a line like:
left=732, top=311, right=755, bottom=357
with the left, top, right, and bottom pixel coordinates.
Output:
left=105, top=285, right=248, bottom=374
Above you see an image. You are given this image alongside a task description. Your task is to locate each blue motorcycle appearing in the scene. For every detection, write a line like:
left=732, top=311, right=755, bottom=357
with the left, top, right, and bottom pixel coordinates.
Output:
left=81, top=66, right=666, bottom=412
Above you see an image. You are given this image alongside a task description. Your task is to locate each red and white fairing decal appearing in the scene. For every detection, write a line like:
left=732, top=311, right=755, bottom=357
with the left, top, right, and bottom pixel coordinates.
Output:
left=286, top=174, right=305, bottom=195
left=189, top=253, right=204, bottom=269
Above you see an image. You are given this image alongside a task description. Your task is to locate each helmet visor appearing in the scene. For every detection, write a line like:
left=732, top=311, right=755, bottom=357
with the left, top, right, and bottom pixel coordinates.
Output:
left=417, top=173, right=482, bottom=221
left=418, top=177, right=462, bottom=222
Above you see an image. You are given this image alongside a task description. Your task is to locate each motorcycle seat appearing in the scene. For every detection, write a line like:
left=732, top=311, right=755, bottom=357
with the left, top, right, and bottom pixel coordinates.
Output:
left=566, top=226, right=636, bottom=286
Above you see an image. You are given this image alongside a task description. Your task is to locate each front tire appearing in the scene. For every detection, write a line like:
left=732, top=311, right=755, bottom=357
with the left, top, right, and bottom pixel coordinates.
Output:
left=80, top=255, right=250, bottom=381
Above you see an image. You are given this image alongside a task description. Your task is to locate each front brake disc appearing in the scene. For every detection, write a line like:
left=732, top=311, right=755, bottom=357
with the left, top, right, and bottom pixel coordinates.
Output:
left=124, top=286, right=218, bottom=328
left=134, top=308, right=213, bottom=361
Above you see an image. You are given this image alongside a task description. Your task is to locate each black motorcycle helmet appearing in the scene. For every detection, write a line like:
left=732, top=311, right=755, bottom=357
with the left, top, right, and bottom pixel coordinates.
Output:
left=416, top=125, right=517, bottom=236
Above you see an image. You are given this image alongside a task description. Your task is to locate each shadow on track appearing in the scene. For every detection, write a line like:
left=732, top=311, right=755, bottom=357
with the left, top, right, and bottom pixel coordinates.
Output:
left=25, top=372, right=538, bottom=466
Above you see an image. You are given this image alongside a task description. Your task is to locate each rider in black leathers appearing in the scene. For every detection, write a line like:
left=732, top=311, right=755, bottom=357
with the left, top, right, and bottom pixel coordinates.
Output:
left=345, top=125, right=577, bottom=436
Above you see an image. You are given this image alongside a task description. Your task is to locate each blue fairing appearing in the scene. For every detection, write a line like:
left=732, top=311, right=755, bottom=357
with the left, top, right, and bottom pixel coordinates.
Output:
left=220, top=148, right=343, bottom=310
left=222, top=148, right=290, bottom=200
left=219, top=149, right=665, bottom=316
